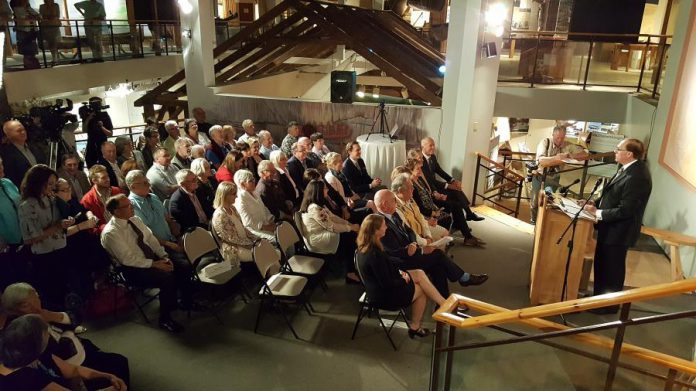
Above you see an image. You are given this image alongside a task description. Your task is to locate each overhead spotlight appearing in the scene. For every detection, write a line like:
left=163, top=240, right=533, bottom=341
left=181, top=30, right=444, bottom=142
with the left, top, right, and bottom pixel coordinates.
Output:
left=438, top=65, right=446, bottom=75
left=356, top=85, right=365, bottom=98
left=182, top=29, right=192, bottom=39
left=177, top=0, right=193, bottom=15
left=372, top=86, right=380, bottom=98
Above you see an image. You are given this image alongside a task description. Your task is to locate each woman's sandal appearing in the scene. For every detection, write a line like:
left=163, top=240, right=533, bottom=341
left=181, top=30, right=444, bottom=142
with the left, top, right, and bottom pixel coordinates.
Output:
left=408, top=327, right=432, bottom=339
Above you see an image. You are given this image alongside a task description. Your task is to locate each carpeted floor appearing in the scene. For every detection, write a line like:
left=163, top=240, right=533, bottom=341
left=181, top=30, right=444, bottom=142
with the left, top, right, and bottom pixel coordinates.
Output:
left=83, top=215, right=696, bottom=390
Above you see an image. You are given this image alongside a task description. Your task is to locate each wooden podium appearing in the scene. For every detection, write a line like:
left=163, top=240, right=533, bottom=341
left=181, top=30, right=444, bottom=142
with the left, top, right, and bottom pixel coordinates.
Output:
left=530, top=195, right=595, bottom=305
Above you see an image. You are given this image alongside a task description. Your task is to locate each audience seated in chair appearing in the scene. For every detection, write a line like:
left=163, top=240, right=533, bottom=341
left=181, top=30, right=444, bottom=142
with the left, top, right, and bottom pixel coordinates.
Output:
left=95, top=141, right=126, bottom=191
left=237, top=141, right=260, bottom=181
left=0, top=120, right=47, bottom=187
left=146, top=148, right=179, bottom=201
left=183, top=118, right=211, bottom=147
left=341, top=141, right=385, bottom=199
left=298, top=137, right=323, bottom=169
left=139, top=128, right=161, bottom=171
left=255, top=160, right=293, bottom=219
left=303, top=168, right=352, bottom=222
left=1, top=283, right=131, bottom=389
left=280, top=120, right=301, bottom=158
left=169, top=169, right=212, bottom=234
left=57, top=153, right=90, bottom=201
left=115, top=136, right=146, bottom=172
left=373, top=189, right=488, bottom=297
left=100, top=194, right=196, bottom=333
left=126, top=170, right=182, bottom=254
left=191, top=158, right=218, bottom=213
left=205, top=125, right=230, bottom=169
left=324, top=152, right=374, bottom=217
left=287, top=142, right=317, bottom=192
left=270, top=150, right=301, bottom=207
left=310, top=132, right=330, bottom=161
left=300, top=180, right=361, bottom=284
left=0, top=314, right=128, bottom=391
left=356, top=214, right=447, bottom=338
left=80, top=164, right=122, bottom=233
left=161, top=120, right=182, bottom=156
left=237, top=119, right=256, bottom=143
left=233, top=169, right=277, bottom=244
left=258, top=130, right=280, bottom=160
left=211, top=181, right=258, bottom=266
left=215, top=150, right=244, bottom=183
left=171, top=138, right=194, bottom=170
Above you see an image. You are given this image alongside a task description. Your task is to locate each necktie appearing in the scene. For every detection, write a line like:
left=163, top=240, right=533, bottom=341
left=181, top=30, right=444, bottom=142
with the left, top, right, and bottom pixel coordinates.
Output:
left=284, top=169, right=300, bottom=197
left=391, top=213, right=409, bottom=239
left=189, top=193, right=208, bottom=224
left=128, top=220, right=159, bottom=260
left=609, top=167, right=624, bottom=185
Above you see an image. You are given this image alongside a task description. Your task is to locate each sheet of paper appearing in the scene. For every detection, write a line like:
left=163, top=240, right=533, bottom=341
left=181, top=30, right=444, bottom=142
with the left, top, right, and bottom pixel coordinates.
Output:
left=431, top=236, right=454, bottom=248
left=558, top=197, right=596, bottom=221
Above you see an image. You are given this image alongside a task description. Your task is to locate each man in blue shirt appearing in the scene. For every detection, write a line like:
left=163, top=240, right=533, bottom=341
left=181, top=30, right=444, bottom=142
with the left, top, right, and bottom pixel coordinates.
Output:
left=125, top=170, right=183, bottom=255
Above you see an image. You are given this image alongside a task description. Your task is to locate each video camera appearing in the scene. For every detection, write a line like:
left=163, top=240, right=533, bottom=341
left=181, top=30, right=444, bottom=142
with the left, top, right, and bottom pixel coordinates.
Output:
left=25, top=99, right=79, bottom=141
left=82, top=98, right=110, bottom=113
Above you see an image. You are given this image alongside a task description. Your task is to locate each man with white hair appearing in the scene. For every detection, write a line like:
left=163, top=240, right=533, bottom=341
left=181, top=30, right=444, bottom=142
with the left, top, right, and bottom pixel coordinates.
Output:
left=146, top=148, right=179, bottom=200
left=169, top=169, right=211, bottom=233
left=234, top=169, right=277, bottom=243
left=374, top=189, right=488, bottom=297
left=95, top=141, right=126, bottom=190
left=287, top=142, right=316, bottom=191
left=299, top=136, right=322, bottom=168
left=205, top=125, right=230, bottom=169
left=237, top=119, right=256, bottom=143
left=255, top=160, right=293, bottom=218
left=258, top=130, right=279, bottom=159
left=162, top=120, right=181, bottom=156
left=191, top=144, right=206, bottom=159
left=172, top=138, right=194, bottom=170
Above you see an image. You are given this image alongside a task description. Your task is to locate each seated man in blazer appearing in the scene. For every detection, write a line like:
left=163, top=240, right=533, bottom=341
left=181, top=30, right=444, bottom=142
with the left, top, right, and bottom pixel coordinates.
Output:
left=374, top=189, right=487, bottom=297
left=341, top=141, right=385, bottom=199
left=57, top=153, right=91, bottom=201
left=286, top=142, right=317, bottom=191
left=420, top=137, right=484, bottom=222
left=169, top=169, right=212, bottom=234
left=0, top=120, right=47, bottom=187
left=95, top=140, right=127, bottom=191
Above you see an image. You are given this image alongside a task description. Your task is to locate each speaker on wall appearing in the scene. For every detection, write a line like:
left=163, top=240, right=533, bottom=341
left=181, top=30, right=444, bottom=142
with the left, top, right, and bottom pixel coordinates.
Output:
left=330, top=71, right=356, bottom=104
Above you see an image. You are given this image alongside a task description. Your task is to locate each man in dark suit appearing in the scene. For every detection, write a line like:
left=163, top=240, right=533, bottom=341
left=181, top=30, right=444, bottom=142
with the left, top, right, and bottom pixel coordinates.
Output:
left=0, top=120, right=47, bottom=187
left=95, top=141, right=126, bottom=191
left=583, top=139, right=652, bottom=314
left=341, top=141, right=385, bottom=199
left=57, top=153, right=91, bottom=200
left=374, top=189, right=488, bottom=297
left=420, top=137, right=483, bottom=222
left=286, top=142, right=316, bottom=191
left=169, top=169, right=212, bottom=233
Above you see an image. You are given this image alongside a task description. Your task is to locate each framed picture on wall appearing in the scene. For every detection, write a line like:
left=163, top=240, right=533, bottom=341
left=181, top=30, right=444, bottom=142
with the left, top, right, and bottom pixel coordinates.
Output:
left=508, top=118, right=529, bottom=132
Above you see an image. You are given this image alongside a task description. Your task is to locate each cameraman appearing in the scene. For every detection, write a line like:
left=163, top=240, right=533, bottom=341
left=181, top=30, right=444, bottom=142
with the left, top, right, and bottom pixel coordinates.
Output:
left=81, top=98, right=113, bottom=167
left=529, top=126, right=588, bottom=225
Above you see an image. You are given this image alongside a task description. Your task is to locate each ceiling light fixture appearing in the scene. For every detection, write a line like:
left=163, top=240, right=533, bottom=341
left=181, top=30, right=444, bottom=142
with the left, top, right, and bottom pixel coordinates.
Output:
left=372, top=86, right=380, bottom=99
left=177, top=0, right=193, bottom=15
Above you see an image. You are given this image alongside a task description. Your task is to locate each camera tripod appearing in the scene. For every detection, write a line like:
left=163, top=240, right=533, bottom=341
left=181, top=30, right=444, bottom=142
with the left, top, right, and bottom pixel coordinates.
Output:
left=48, top=135, right=76, bottom=171
left=365, top=101, right=392, bottom=142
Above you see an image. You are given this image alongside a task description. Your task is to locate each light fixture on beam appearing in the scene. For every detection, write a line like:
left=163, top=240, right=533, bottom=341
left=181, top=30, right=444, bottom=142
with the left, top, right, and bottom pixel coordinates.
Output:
left=400, top=88, right=409, bottom=99
left=356, top=85, right=366, bottom=98
left=372, top=86, right=380, bottom=98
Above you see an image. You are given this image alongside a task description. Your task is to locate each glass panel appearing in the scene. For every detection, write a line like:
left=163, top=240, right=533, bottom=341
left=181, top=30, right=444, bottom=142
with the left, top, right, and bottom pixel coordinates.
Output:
left=585, top=40, right=653, bottom=88
left=532, top=38, right=590, bottom=85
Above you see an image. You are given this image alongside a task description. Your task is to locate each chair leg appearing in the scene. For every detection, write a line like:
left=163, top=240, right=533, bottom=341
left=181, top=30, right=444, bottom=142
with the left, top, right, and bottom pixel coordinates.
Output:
left=376, top=312, right=399, bottom=351
left=254, top=297, right=265, bottom=333
left=399, top=309, right=411, bottom=330
left=351, top=305, right=367, bottom=340
left=277, top=303, right=300, bottom=340
left=304, top=303, right=313, bottom=316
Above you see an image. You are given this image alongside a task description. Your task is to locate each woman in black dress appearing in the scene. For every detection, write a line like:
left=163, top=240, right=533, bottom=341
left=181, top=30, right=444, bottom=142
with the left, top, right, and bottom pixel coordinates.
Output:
left=356, top=214, right=447, bottom=338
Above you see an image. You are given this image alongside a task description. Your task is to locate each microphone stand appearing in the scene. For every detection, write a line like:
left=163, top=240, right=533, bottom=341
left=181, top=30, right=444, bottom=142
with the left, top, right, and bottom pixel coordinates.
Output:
left=555, top=179, right=601, bottom=325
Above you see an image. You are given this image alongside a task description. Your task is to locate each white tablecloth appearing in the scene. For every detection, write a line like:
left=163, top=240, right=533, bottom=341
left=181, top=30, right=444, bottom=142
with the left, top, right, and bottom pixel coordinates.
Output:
left=356, top=134, right=407, bottom=186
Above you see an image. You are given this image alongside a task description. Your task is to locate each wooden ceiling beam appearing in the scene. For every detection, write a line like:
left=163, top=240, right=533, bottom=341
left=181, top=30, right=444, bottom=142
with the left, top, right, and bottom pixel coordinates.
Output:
left=213, top=0, right=292, bottom=56
left=379, top=11, right=445, bottom=61
left=134, top=69, right=185, bottom=106
left=248, top=39, right=337, bottom=78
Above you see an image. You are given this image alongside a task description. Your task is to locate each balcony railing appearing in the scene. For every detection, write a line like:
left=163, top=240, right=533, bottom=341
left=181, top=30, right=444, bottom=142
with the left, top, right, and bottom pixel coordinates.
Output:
left=2, top=19, right=241, bottom=71
left=498, top=31, right=671, bottom=99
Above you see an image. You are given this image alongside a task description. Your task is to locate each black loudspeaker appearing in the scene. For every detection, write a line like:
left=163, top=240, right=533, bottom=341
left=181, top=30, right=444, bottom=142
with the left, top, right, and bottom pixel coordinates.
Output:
left=330, top=71, right=356, bottom=104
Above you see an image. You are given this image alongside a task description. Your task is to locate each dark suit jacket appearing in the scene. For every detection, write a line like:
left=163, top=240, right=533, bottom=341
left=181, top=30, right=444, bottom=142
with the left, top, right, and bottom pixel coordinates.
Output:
left=421, top=154, right=452, bottom=193
left=0, top=143, right=47, bottom=187
left=286, top=157, right=316, bottom=191
left=169, top=188, right=211, bottom=233
left=94, top=157, right=120, bottom=188
left=596, top=160, right=652, bottom=247
left=379, top=213, right=419, bottom=260
left=255, top=178, right=292, bottom=218
left=57, top=168, right=91, bottom=199
left=341, top=158, right=373, bottom=195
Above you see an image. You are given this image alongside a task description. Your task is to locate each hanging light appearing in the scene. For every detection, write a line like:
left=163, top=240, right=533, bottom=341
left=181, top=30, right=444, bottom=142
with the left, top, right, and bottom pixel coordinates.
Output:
left=178, top=0, right=193, bottom=15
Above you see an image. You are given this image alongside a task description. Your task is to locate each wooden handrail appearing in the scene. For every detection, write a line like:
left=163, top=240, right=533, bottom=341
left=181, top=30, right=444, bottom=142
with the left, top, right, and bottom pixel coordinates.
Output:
left=435, top=294, right=696, bottom=376
left=641, top=226, right=696, bottom=247
left=433, top=279, right=696, bottom=329
left=476, top=152, right=525, bottom=182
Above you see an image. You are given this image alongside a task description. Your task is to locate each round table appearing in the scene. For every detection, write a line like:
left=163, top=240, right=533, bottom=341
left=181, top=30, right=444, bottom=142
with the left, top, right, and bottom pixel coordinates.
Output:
left=356, top=133, right=407, bottom=186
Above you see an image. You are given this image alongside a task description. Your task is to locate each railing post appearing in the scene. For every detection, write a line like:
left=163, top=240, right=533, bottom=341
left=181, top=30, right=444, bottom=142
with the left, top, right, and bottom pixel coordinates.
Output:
left=663, top=369, right=677, bottom=391
left=514, top=176, right=523, bottom=218
left=443, top=325, right=456, bottom=391
left=583, top=39, right=594, bottom=90
left=75, top=20, right=83, bottom=63
left=653, top=40, right=668, bottom=99
left=530, top=34, right=541, bottom=88
left=604, top=303, right=632, bottom=391
left=109, top=21, right=116, bottom=61
left=471, top=154, right=481, bottom=206
left=430, top=321, right=444, bottom=391
left=164, top=24, right=169, bottom=56
left=138, top=24, right=144, bottom=57
left=637, top=37, right=650, bottom=93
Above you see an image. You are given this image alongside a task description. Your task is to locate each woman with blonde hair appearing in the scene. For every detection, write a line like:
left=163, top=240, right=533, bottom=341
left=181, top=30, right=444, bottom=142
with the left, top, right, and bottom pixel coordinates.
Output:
left=211, top=181, right=258, bottom=265
left=356, top=214, right=446, bottom=338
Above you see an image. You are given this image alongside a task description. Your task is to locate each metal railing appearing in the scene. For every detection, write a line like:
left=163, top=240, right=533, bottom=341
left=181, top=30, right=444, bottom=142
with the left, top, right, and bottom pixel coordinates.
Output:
left=498, top=31, right=671, bottom=99
left=2, top=18, right=241, bottom=70
left=430, top=280, right=696, bottom=390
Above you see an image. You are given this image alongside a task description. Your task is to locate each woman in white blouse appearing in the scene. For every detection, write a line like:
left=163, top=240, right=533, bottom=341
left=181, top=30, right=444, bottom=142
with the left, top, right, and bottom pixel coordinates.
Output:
left=324, top=152, right=374, bottom=215
left=183, top=118, right=211, bottom=147
left=300, top=180, right=361, bottom=284
left=232, top=169, right=277, bottom=243
left=211, top=181, right=258, bottom=265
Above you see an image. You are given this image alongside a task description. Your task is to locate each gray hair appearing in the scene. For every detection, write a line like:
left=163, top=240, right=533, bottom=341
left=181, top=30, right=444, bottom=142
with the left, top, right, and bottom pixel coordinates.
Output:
left=552, top=125, right=567, bottom=134
left=1, top=283, right=37, bottom=315
left=164, top=120, right=178, bottom=130
left=100, top=140, right=116, bottom=150
left=114, top=135, right=132, bottom=155
left=174, top=137, right=192, bottom=150
left=125, top=169, right=146, bottom=189
left=191, top=145, right=205, bottom=158
left=153, top=148, right=170, bottom=159
left=0, top=314, right=49, bottom=368
left=175, top=169, right=194, bottom=185
left=233, top=169, right=255, bottom=187
left=269, top=150, right=285, bottom=167
left=258, top=130, right=271, bottom=143
left=298, top=137, right=310, bottom=146
left=257, top=160, right=274, bottom=176
left=242, top=119, right=254, bottom=130
left=209, top=125, right=223, bottom=138
left=323, top=151, right=341, bottom=166
left=190, top=158, right=209, bottom=176
left=391, top=173, right=411, bottom=193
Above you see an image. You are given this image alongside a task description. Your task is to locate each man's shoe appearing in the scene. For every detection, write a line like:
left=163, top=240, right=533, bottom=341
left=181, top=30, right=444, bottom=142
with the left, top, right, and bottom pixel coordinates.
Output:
left=472, top=236, right=487, bottom=245
left=460, top=274, right=489, bottom=287
left=158, top=319, right=185, bottom=333
left=462, top=237, right=482, bottom=247
left=466, top=214, right=485, bottom=222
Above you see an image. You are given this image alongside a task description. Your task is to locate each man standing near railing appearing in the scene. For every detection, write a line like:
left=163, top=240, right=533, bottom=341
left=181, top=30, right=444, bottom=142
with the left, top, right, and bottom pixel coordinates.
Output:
left=530, top=126, right=588, bottom=225
left=74, top=0, right=105, bottom=62
left=582, top=139, right=651, bottom=315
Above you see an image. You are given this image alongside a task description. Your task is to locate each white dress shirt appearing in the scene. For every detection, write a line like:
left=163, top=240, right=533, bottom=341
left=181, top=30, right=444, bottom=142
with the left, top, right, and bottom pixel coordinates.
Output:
left=101, top=215, right=167, bottom=268
left=234, top=189, right=276, bottom=242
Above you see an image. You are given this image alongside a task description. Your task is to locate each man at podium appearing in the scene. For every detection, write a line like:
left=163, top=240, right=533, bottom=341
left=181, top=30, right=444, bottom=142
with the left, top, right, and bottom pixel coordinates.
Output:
left=583, top=138, right=652, bottom=314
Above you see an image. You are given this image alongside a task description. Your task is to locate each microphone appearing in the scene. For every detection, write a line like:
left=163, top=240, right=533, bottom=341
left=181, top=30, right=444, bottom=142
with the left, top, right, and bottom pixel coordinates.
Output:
left=559, top=179, right=581, bottom=197
left=592, top=178, right=602, bottom=193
